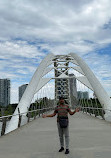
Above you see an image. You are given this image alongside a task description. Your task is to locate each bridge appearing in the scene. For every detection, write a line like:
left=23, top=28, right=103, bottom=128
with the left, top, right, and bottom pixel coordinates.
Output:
left=0, top=53, right=111, bottom=158
left=1, top=112, right=111, bottom=158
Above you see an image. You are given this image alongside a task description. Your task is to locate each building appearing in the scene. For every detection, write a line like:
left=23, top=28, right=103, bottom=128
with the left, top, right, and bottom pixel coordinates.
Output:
left=0, top=79, right=10, bottom=107
left=69, top=74, right=78, bottom=107
left=77, top=91, right=83, bottom=99
left=77, top=91, right=89, bottom=99
left=83, top=91, right=89, bottom=99
left=19, top=84, right=28, bottom=101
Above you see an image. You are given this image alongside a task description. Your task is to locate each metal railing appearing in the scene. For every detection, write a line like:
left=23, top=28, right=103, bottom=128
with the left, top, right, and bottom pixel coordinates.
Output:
left=0, top=107, right=54, bottom=136
left=1, top=105, right=110, bottom=136
left=79, top=106, right=111, bottom=121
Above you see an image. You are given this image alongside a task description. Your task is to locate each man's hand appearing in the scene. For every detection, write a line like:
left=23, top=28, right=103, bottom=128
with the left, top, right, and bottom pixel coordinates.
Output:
left=42, top=112, right=56, bottom=118
left=42, top=114, right=47, bottom=118
left=69, top=107, right=80, bottom=115
left=75, top=108, right=80, bottom=112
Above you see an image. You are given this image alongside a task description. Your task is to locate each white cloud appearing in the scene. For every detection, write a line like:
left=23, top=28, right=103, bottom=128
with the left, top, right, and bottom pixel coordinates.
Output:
left=0, top=0, right=111, bottom=43
left=0, top=40, right=45, bottom=58
left=83, top=52, right=111, bottom=96
left=0, top=0, right=111, bottom=103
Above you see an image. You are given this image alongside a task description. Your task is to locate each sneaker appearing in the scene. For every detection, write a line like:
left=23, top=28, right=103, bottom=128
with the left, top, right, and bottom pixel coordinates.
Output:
left=59, top=147, right=64, bottom=152
left=65, top=149, right=69, bottom=154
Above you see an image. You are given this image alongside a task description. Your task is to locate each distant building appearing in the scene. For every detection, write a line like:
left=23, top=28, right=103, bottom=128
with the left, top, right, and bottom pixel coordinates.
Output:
left=69, top=74, right=78, bottom=107
left=77, top=91, right=89, bottom=99
left=83, top=91, right=89, bottom=99
left=77, top=91, right=83, bottom=99
left=19, top=84, right=28, bottom=101
left=0, top=79, right=10, bottom=107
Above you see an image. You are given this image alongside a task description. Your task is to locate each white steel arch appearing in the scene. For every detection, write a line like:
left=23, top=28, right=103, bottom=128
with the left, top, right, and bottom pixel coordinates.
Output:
left=70, top=53, right=111, bottom=115
left=5, top=52, right=111, bottom=134
left=5, top=53, right=55, bottom=134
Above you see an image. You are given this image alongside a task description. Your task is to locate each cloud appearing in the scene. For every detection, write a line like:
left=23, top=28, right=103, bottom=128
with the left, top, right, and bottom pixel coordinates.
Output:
left=0, top=0, right=111, bottom=103
left=0, top=40, right=46, bottom=103
left=0, top=40, right=45, bottom=58
left=83, top=52, right=111, bottom=96
left=0, top=0, right=111, bottom=42
left=0, top=40, right=46, bottom=77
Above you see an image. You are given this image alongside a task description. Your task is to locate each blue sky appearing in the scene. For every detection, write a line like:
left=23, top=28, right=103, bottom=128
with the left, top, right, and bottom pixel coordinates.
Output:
left=0, top=0, right=111, bottom=103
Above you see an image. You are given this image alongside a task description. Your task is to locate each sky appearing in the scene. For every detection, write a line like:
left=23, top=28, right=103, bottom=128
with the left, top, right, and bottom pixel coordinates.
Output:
left=0, top=0, right=111, bottom=103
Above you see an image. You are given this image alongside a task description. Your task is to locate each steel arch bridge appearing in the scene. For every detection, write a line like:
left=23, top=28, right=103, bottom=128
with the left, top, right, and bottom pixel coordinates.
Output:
left=5, top=53, right=111, bottom=134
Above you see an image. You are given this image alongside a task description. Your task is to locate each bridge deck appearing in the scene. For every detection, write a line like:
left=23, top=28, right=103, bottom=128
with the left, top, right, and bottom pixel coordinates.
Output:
left=0, top=112, right=111, bottom=158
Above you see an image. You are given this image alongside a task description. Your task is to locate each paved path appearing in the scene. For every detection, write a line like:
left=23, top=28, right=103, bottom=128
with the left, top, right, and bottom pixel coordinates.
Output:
left=0, top=112, right=111, bottom=158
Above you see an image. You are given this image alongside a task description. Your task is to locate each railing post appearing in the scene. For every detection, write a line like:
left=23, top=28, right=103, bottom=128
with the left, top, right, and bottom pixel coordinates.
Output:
left=86, top=107, right=87, bottom=114
left=38, top=109, right=40, bottom=117
left=18, top=108, right=22, bottom=128
left=34, top=107, right=36, bottom=120
left=95, top=110, right=97, bottom=117
left=27, top=108, right=30, bottom=123
left=1, top=108, right=7, bottom=136
left=1, top=117, right=7, bottom=136
left=101, top=108, right=105, bottom=120
left=89, top=107, right=91, bottom=115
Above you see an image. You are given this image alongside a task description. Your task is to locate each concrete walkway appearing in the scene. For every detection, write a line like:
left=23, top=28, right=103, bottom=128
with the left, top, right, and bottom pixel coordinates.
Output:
left=0, top=112, right=111, bottom=158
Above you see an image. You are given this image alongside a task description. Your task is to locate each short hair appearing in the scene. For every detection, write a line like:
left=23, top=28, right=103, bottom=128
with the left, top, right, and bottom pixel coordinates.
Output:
left=59, top=96, right=65, bottom=100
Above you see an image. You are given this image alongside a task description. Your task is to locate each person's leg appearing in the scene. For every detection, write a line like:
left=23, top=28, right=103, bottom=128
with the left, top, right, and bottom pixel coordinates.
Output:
left=57, top=123, right=64, bottom=148
left=64, top=125, right=69, bottom=150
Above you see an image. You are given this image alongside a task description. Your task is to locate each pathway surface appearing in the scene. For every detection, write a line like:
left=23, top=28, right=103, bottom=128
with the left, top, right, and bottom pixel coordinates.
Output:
left=0, top=112, right=111, bottom=158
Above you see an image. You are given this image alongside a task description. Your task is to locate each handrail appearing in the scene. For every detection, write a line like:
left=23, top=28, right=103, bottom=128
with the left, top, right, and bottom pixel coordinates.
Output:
left=0, top=107, right=54, bottom=119
left=79, top=106, right=106, bottom=119
left=1, top=106, right=110, bottom=136
left=0, top=106, right=54, bottom=136
left=80, top=107, right=111, bottom=111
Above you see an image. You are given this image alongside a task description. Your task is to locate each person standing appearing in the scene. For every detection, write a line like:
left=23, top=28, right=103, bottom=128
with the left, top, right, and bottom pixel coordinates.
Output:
left=42, top=96, right=79, bottom=154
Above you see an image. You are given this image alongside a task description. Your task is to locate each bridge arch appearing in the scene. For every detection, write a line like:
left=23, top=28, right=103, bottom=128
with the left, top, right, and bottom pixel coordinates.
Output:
left=5, top=53, right=55, bottom=134
left=70, top=53, right=111, bottom=111
left=5, top=52, right=111, bottom=134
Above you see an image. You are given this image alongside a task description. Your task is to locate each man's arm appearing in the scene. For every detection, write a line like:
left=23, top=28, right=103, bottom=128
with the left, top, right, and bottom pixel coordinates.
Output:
left=42, top=111, right=56, bottom=118
left=69, top=108, right=80, bottom=115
